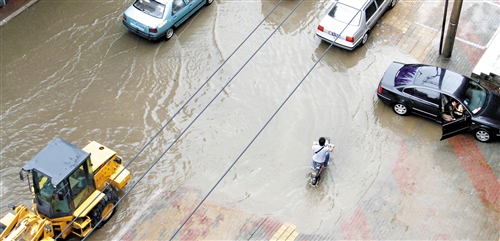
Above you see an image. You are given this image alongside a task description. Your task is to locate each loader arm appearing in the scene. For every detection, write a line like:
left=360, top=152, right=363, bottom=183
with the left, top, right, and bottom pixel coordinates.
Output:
left=0, top=204, right=54, bottom=241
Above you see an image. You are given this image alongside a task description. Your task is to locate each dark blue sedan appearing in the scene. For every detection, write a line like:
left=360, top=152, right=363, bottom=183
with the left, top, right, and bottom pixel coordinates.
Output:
left=377, top=62, right=500, bottom=142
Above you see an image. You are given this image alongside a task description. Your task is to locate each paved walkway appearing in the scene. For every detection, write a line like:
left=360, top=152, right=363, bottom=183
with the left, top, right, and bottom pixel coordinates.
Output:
left=473, top=26, right=500, bottom=84
left=372, top=0, right=499, bottom=85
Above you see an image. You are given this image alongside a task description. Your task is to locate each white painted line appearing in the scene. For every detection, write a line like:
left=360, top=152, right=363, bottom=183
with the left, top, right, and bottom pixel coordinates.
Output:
left=415, top=22, right=486, bottom=50
left=485, top=0, right=500, bottom=8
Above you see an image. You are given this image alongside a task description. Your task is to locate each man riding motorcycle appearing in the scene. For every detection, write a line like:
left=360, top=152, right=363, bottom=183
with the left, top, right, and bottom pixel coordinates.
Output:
left=312, top=137, right=334, bottom=169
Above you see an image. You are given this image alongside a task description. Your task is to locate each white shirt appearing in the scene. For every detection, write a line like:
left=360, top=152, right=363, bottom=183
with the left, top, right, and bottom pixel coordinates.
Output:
left=312, top=144, right=330, bottom=163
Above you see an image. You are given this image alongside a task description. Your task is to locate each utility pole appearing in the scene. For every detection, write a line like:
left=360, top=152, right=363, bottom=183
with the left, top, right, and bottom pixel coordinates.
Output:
left=442, top=0, right=464, bottom=58
left=439, top=0, right=449, bottom=55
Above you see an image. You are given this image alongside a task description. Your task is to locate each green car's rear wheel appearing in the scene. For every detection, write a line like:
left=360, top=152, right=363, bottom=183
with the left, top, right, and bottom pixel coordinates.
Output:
left=165, top=28, right=175, bottom=41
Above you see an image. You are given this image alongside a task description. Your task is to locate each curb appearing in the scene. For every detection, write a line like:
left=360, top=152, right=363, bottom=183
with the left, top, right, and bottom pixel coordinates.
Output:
left=0, top=0, right=39, bottom=27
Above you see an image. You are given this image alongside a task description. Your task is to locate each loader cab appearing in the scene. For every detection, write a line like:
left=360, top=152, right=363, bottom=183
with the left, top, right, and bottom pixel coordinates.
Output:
left=21, top=137, right=96, bottom=219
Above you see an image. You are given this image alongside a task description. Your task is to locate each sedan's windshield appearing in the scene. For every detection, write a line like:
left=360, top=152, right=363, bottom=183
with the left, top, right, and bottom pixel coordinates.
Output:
left=462, top=80, right=488, bottom=114
left=328, top=3, right=361, bottom=26
left=134, top=0, right=165, bottom=18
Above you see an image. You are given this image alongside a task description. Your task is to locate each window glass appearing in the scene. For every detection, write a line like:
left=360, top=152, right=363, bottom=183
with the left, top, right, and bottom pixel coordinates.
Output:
left=403, top=88, right=414, bottom=95
left=375, top=0, right=385, bottom=7
left=414, top=66, right=442, bottom=87
left=463, top=80, right=488, bottom=114
left=34, top=171, right=53, bottom=203
left=134, top=0, right=166, bottom=18
left=412, top=88, right=440, bottom=105
left=69, top=166, right=87, bottom=207
left=172, top=0, right=186, bottom=15
left=365, top=2, right=377, bottom=20
left=53, top=181, right=71, bottom=213
left=328, top=3, right=361, bottom=26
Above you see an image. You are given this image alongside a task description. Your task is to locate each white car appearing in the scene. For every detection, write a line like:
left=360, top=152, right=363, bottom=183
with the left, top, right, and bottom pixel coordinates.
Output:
left=316, top=0, right=397, bottom=50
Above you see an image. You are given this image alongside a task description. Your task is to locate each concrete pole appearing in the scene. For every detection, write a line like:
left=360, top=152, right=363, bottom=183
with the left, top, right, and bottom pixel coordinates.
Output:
left=442, top=0, right=464, bottom=58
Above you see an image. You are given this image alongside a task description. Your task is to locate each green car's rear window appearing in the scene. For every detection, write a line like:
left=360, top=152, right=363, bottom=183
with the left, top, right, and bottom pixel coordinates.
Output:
left=134, top=0, right=165, bottom=18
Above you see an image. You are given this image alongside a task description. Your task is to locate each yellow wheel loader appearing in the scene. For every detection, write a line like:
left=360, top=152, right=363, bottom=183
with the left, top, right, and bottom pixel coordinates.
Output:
left=0, top=137, right=131, bottom=240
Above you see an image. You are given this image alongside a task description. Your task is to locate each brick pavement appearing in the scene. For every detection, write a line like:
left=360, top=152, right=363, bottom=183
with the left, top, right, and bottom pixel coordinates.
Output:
left=373, top=0, right=500, bottom=78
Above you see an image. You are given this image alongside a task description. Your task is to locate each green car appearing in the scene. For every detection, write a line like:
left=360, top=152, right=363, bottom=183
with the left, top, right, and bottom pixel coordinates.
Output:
left=123, top=0, right=213, bottom=41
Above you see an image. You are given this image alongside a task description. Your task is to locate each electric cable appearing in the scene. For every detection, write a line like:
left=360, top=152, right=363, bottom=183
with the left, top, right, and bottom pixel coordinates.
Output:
left=85, top=1, right=362, bottom=240
left=168, top=4, right=365, bottom=240
left=70, top=1, right=287, bottom=240
left=169, top=0, right=306, bottom=238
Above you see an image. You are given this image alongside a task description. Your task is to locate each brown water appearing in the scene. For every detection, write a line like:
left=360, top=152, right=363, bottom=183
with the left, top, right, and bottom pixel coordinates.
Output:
left=0, top=0, right=434, bottom=239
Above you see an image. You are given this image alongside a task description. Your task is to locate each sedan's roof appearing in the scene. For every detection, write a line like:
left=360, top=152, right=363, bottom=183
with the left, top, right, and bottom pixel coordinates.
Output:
left=395, top=64, right=468, bottom=96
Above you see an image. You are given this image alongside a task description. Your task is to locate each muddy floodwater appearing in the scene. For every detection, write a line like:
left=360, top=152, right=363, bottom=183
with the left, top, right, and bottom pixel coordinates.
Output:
left=2, top=0, right=499, bottom=240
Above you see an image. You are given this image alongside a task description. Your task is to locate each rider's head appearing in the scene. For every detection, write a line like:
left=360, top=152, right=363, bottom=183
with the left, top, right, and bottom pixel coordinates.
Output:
left=318, top=137, right=325, bottom=146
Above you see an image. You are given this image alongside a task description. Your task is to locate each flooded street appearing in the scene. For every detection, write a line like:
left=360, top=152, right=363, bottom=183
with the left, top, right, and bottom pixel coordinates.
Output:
left=1, top=0, right=500, bottom=240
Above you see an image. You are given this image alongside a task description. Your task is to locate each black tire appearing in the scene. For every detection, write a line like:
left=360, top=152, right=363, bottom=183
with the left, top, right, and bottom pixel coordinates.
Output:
left=474, top=128, right=491, bottom=142
left=310, top=170, right=321, bottom=187
left=388, top=0, right=398, bottom=9
left=359, top=32, right=369, bottom=47
left=165, top=28, right=175, bottom=41
left=206, top=0, right=214, bottom=5
left=393, top=103, right=409, bottom=116
left=89, top=190, right=118, bottom=229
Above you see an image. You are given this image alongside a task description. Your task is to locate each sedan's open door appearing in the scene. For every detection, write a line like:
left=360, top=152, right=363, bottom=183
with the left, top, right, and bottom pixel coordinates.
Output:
left=441, top=114, right=471, bottom=140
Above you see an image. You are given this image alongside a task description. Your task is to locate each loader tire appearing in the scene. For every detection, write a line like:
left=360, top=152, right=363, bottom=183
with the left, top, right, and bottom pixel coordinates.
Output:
left=89, top=190, right=118, bottom=229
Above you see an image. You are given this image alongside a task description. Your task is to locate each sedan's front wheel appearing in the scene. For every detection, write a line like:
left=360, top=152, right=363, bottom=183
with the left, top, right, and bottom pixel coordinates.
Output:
left=165, top=28, right=175, bottom=41
left=206, top=0, right=214, bottom=5
left=474, top=129, right=491, bottom=142
left=393, top=103, right=408, bottom=116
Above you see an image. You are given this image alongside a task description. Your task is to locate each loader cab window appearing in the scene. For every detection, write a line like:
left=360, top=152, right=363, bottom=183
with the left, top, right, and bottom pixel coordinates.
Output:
left=69, top=160, right=95, bottom=209
left=34, top=173, right=54, bottom=203
left=33, top=170, right=71, bottom=217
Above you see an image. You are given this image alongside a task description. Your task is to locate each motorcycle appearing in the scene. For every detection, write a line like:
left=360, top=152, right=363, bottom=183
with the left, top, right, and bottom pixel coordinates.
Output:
left=309, top=137, right=332, bottom=187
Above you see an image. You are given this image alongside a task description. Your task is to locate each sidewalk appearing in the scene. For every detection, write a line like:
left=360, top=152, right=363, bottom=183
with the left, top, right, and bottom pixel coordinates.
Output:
left=472, top=27, right=500, bottom=88
left=372, top=0, right=499, bottom=87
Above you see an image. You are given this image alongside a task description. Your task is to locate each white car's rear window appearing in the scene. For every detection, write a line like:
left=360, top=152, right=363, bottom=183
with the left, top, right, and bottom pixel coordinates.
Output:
left=134, top=0, right=166, bottom=18
left=328, top=3, right=361, bottom=26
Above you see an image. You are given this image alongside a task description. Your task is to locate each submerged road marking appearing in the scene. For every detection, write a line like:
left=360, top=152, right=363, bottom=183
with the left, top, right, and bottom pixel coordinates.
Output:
left=414, top=22, right=486, bottom=50
left=270, top=222, right=298, bottom=241
left=341, top=204, right=373, bottom=240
